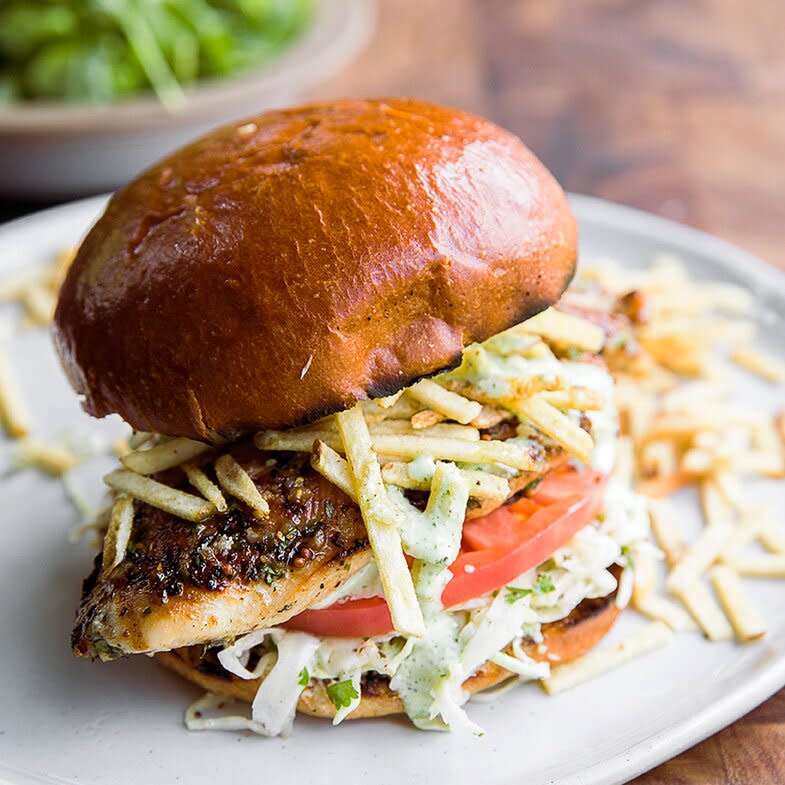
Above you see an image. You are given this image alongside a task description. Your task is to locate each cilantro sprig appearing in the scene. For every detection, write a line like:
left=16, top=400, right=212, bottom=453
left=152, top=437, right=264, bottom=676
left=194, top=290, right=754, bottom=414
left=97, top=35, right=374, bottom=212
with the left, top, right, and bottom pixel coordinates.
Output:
left=326, top=679, right=358, bottom=710
left=505, top=573, right=556, bottom=604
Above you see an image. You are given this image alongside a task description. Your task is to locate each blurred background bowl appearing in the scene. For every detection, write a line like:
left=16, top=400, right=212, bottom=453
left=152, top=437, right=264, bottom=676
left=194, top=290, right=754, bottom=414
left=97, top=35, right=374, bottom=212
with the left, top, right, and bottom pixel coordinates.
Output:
left=0, top=0, right=374, bottom=198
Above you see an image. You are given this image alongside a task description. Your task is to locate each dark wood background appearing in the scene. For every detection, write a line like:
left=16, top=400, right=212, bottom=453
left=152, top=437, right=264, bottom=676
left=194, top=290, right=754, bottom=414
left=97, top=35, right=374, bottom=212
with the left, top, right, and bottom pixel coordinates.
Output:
left=311, top=1, right=785, bottom=782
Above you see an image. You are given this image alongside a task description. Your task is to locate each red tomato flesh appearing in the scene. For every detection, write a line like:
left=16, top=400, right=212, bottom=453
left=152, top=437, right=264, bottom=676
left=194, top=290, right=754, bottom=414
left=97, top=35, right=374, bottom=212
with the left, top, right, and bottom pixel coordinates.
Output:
left=284, top=469, right=608, bottom=638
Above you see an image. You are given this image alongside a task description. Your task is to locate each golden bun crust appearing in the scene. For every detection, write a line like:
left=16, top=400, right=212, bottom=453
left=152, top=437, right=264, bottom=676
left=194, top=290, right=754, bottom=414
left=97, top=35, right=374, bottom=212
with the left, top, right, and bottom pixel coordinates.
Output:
left=156, top=592, right=620, bottom=721
left=54, top=97, right=577, bottom=441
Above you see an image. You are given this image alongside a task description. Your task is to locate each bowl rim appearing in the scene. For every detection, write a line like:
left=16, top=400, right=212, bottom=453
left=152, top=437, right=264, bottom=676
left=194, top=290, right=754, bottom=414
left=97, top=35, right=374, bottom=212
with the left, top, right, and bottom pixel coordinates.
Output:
left=0, top=0, right=375, bottom=136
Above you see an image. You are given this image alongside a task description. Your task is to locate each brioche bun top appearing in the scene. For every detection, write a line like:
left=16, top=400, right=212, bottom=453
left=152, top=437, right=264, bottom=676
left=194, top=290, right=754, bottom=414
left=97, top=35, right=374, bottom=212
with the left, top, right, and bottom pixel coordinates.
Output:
left=54, top=97, right=577, bottom=441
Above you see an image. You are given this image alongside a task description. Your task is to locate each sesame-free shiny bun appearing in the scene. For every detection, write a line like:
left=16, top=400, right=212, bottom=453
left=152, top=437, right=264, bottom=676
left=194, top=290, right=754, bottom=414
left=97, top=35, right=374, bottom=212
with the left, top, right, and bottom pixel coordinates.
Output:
left=54, top=98, right=577, bottom=441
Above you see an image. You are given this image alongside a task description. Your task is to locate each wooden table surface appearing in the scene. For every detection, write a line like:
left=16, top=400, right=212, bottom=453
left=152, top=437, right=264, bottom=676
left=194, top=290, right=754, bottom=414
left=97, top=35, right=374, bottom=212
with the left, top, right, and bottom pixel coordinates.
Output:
left=312, top=1, right=785, bottom=782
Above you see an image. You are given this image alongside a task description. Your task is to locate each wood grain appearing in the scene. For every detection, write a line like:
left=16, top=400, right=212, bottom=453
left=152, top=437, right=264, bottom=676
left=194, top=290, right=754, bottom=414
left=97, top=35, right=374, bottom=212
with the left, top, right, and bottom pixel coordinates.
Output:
left=312, top=1, right=785, bottom=781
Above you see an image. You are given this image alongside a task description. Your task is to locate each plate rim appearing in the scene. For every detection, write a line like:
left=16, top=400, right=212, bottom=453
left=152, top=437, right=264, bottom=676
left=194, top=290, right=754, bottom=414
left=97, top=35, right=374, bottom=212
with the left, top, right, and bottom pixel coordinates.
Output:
left=0, top=192, right=784, bottom=785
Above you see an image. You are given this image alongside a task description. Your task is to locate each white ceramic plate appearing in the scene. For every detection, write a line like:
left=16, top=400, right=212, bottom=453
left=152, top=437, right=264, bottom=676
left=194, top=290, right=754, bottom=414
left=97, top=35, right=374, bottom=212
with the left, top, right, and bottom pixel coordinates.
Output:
left=0, top=195, right=783, bottom=785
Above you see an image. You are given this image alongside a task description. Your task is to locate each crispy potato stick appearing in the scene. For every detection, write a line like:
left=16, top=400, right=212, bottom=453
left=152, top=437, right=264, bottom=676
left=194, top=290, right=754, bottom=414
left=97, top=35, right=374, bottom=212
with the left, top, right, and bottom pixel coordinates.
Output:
left=641, top=318, right=755, bottom=345
left=629, top=393, right=658, bottom=445
left=288, top=419, right=480, bottom=441
left=47, top=247, right=76, bottom=289
left=518, top=307, right=605, bottom=352
left=644, top=408, right=766, bottom=441
left=410, top=409, right=445, bottom=430
left=381, top=461, right=509, bottom=500
left=637, top=471, right=690, bottom=499
left=649, top=499, right=688, bottom=567
left=541, top=622, right=672, bottom=695
left=311, top=441, right=358, bottom=501
left=214, top=455, right=269, bottom=517
left=540, top=387, right=603, bottom=411
left=640, top=440, right=677, bottom=479
left=122, top=437, right=210, bottom=475
left=777, top=413, right=785, bottom=448
left=728, top=451, right=785, bottom=478
left=373, top=421, right=480, bottom=441
left=376, top=391, right=403, bottom=408
left=673, top=580, right=733, bottom=641
left=104, top=469, right=214, bottom=522
left=102, top=495, right=135, bottom=571
left=183, top=463, right=228, bottom=513
left=631, top=545, right=656, bottom=605
left=258, top=429, right=539, bottom=471
left=612, top=435, right=635, bottom=486
left=15, top=438, right=79, bottom=476
left=700, top=480, right=732, bottom=526
left=407, top=379, right=483, bottom=425
left=710, top=565, right=766, bottom=642
left=516, top=395, right=593, bottom=463
left=712, top=471, right=744, bottom=511
left=681, top=448, right=715, bottom=476
left=0, top=350, right=30, bottom=437
left=360, top=395, right=421, bottom=422
left=336, top=405, right=424, bottom=637
left=666, top=518, right=733, bottom=594
left=470, top=405, right=510, bottom=430
left=112, top=438, right=131, bottom=459
left=525, top=340, right=558, bottom=361
left=661, top=380, right=731, bottom=412
left=730, top=346, right=785, bottom=383
left=127, top=431, right=154, bottom=450
left=720, top=518, right=761, bottom=565
left=21, top=284, right=57, bottom=325
left=757, top=518, right=785, bottom=554
left=732, top=555, right=785, bottom=578
left=0, top=266, right=48, bottom=302
left=634, top=594, right=698, bottom=632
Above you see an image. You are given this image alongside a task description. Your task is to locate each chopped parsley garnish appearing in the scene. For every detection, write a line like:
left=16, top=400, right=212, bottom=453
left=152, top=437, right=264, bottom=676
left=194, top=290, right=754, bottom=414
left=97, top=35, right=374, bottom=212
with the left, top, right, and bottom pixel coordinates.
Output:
left=326, top=679, right=358, bottom=710
left=505, top=586, right=532, bottom=604
left=534, top=573, right=556, bottom=594
left=505, top=573, right=556, bottom=604
left=324, top=500, right=334, bottom=518
left=298, top=667, right=310, bottom=687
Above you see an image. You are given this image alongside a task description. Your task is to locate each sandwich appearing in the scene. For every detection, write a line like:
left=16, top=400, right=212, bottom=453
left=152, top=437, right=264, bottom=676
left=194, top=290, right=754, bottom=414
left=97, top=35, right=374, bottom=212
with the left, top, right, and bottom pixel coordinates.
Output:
left=54, top=97, right=649, bottom=735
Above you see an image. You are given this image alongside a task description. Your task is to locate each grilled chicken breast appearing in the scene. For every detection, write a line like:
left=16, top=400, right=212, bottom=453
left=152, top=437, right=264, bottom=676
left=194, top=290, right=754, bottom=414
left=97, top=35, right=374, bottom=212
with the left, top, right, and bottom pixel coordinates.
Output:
left=73, top=433, right=563, bottom=661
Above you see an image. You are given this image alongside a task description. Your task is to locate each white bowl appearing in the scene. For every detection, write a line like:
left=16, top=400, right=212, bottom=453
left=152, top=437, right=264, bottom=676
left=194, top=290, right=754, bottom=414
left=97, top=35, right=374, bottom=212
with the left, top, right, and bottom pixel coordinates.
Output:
left=0, top=0, right=374, bottom=198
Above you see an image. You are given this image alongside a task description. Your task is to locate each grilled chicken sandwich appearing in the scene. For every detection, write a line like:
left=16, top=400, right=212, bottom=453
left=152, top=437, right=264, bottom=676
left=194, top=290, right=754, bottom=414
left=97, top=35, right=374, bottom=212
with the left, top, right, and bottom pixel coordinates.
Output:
left=55, top=97, right=648, bottom=734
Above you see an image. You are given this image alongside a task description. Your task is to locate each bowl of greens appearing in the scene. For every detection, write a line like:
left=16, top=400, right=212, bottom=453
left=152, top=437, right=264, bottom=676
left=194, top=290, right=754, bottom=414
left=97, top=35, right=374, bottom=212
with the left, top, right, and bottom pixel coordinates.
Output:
left=0, top=0, right=374, bottom=197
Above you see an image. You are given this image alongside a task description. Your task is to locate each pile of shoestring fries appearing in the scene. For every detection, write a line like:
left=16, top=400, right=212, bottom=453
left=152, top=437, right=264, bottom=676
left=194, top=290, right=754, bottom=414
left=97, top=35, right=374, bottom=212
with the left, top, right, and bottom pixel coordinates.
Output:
left=571, top=255, right=784, bottom=649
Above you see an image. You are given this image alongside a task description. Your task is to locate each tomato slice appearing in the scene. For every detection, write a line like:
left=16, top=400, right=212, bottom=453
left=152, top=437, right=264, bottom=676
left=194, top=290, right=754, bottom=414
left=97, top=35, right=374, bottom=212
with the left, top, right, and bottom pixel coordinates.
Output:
left=442, top=483, right=605, bottom=607
left=284, top=469, right=607, bottom=638
left=530, top=467, right=605, bottom=505
left=284, top=597, right=393, bottom=638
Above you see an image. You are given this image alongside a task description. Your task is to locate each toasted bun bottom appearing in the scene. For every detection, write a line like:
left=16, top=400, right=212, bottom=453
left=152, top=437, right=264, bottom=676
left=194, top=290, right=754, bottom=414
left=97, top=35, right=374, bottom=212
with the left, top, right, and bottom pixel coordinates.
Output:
left=156, top=591, right=621, bottom=721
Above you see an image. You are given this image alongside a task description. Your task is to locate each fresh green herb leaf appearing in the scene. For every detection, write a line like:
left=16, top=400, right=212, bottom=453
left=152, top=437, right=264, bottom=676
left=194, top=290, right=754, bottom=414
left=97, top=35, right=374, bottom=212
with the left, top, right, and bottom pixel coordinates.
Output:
left=534, top=573, right=556, bottom=594
left=505, top=586, right=533, bottom=604
left=324, top=500, right=334, bottom=518
left=621, top=544, right=635, bottom=569
left=326, top=679, right=358, bottom=710
left=298, top=667, right=309, bottom=687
